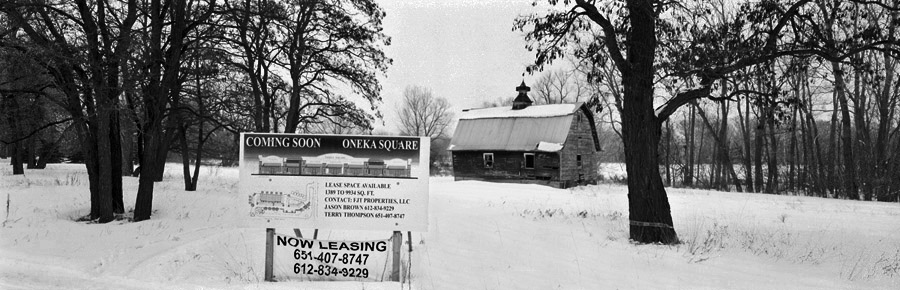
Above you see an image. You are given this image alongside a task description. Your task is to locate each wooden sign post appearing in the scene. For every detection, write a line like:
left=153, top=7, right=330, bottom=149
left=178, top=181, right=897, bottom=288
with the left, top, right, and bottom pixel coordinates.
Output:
left=390, top=231, right=402, bottom=281
left=264, top=228, right=275, bottom=282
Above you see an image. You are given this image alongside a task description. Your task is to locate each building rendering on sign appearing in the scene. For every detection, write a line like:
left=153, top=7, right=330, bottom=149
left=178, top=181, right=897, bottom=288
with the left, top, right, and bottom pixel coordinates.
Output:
left=248, top=188, right=314, bottom=218
left=448, top=82, right=601, bottom=188
left=256, top=153, right=413, bottom=178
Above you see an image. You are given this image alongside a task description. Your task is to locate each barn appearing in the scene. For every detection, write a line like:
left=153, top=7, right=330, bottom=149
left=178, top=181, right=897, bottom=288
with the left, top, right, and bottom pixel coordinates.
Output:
left=448, top=82, right=601, bottom=188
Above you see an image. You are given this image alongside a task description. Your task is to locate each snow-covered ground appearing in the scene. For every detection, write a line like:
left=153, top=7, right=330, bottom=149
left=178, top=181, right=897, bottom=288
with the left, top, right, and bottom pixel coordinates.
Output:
left=1, top=162, right=898, bottom=289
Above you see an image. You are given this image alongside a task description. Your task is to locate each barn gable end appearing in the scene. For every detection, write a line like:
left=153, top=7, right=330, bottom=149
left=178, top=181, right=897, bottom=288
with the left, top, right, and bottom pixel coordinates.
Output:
left=558, top=108, right=600, bottom=183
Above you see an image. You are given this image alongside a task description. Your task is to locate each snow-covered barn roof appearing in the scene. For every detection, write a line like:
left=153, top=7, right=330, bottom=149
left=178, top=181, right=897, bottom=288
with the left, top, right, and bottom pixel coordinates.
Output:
left=448, top=103, right=599, bottom=152
left=457, top=103, right=581, bottom=120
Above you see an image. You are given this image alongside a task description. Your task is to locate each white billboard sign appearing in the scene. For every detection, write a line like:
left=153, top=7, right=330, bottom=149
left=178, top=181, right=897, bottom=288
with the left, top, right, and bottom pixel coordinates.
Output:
left=239, top=133, right=429, bottom=231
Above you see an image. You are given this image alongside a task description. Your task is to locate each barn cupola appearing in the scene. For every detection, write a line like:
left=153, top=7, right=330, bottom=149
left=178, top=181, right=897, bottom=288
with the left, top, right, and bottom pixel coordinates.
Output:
left=512, top=81, right=533, bottom=110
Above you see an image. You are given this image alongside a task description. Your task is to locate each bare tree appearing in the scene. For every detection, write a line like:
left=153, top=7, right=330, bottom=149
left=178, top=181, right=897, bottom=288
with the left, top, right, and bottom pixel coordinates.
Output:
left=532, top=69, right=591, bottom=104
left=218, top=0, right=285, bottom=133
left=396, top=85, right=453, bottom=140
left=278, top=0, right=390, bottom=134
left=133, top=0, right=216, bottom=221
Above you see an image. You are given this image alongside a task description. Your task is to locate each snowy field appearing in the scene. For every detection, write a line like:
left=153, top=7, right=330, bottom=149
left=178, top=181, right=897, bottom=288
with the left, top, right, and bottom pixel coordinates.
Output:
left=1, top=162, right=899, bottom=289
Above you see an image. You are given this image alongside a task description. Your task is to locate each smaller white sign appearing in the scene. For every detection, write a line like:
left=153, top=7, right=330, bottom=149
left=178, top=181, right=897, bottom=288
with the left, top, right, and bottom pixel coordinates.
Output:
left=273, top=233, right=392, bottom=281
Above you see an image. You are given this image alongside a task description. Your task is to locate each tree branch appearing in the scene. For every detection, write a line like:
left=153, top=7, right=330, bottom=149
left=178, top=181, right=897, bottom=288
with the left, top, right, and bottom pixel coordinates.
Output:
left=0, top=118, right=73, bottom=145
left=655, top=84, right=712, bottom=123
left=575, top=0, right=629, bottom=73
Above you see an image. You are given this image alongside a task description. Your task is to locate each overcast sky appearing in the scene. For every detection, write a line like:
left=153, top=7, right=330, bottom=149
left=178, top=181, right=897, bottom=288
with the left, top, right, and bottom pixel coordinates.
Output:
left=374, top=0, right=546, bottom=132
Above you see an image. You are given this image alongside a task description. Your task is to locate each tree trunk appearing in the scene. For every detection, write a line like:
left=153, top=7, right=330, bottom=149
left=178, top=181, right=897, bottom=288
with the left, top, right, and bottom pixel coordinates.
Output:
left=738, top=96, right=753, bottom=192
left=874, top=1, right=897, bottom=201
left=754, top=108, right=764, bottom=193
left=190, top=125, right=204, bottom=191
left=799, top=104, right=810, bottom=193
left=831, top=62, right=859, bottom=199
left=285, top=87, right=302, bottom=133
left=84, top=134, right=100, bottom=221
left=789, top=101, right=798, bottom=192
left=828, top=83, right=838, bottom=197
left=892, top=138, right=900, bottom=202
left=135, top=121, right=161, bottom=221
left=123, top=88, right=141, bottom=176
left=717, top=94, right=729, bottom=190
left=801, top=71, right=826, bottom=197
left=93, top=103, right=115, bottom=223
left=85, top=49, right=115, bottom=224
left=695, top=103, right=742, bottom=192
left=110, top=111, right=124, bottom=214
left=135, top=0, right=189, bottom=221
left=10, top=143, right=24, bottom=175
left=180, top=125, right=195, bottom=191
left=852, top=57, right=872, bottom=200
left=623, top=95, right=677, bottom=243
left=623, top=0, right=676, bottom=244
left=89, top=71, right=116, bottom=222
left=120, top=111, right=135, bottom=176
left=665, top=119, right=672, bottom=186
left=26, top=136, right=38, bottom=169
left=135, top=88, right=172, bottom=220
left=189, top=123, right=209, bottom=190
left=685, top=104, right=696, bottom=187
left=152, top=124, right=177, bottom=182
left=250, top=61, right=266, bottom=132
left=697, top=118, right=706, bottom=188
left=3, top=91, right=25, bottom=175
left=135, top=0, right=166, bottom=222
left=189, top=67, right=207, bottom=190
left=136, top=129, right=144, bottom=172
left=765, top=104, right=778, bottom=194
left=82, top=92, right=113, bottom=222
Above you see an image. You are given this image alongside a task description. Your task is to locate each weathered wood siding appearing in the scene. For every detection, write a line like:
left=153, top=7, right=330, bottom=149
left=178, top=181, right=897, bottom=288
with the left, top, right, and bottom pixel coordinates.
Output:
left=559, top=109, right=599, bottom=184
left=452, top=151, right=560, bottom=180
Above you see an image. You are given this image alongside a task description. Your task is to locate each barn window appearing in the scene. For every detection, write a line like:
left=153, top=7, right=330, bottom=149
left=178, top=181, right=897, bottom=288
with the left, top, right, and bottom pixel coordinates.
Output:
left=483, top=153, right=494, bottom=169
left=524, top=153, right=535, bottom=169
left=576, top=155, right=582, bottom=168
